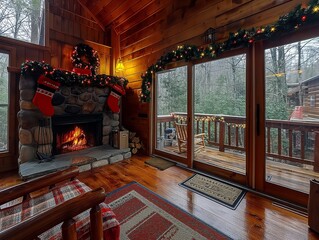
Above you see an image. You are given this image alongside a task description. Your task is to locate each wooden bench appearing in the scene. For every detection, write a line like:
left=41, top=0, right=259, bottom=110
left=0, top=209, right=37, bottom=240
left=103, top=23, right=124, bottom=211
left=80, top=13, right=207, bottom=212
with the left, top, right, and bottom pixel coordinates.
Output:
left=0, top=167, right=120, bottom=240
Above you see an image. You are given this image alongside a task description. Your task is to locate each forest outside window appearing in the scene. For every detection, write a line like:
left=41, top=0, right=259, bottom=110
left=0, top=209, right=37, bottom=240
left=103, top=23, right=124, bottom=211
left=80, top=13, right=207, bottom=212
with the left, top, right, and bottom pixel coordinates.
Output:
left=0, top=0, right=46, bottom=45
left=0, top=52, right=9, bottom=152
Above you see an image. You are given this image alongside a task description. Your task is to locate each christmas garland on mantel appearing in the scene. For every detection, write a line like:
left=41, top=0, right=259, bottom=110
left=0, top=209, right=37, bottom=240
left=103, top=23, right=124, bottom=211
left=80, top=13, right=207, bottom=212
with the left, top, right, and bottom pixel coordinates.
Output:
left=140, top=0, right=319, bottom=102
left=20, top=60, right=128, bottom=88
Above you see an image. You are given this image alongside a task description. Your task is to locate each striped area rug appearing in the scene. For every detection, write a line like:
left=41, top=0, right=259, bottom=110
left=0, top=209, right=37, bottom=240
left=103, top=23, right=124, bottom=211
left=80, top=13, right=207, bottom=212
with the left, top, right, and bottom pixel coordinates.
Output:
left=104, top=182, right=231, bottom=240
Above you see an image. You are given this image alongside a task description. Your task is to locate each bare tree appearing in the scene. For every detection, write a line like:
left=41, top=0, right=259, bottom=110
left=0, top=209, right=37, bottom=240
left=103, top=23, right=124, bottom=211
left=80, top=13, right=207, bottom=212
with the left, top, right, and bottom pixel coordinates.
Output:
left=0, top=0, right=44, bottom=44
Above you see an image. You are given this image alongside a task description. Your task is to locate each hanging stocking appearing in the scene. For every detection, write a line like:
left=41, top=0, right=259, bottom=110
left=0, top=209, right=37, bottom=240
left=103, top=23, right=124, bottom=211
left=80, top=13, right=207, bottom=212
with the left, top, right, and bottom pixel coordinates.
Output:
left=107, top=84, right=126, bottom=113
left=32, top=75, right=60, bottom=116
left=107, top=91, right=121, bottom=113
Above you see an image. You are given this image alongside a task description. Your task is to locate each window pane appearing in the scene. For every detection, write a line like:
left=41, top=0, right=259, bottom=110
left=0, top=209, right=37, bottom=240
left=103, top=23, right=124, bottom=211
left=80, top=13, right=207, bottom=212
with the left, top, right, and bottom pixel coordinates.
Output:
left=265, top=36, right=319, bottom=193
left=155, top=66, right=187, bottom=157
left=0, top=53, right=9, bottom=152
left=193, top=54, right=247, bottom=174
left=0, top=0, right=45, bottom=45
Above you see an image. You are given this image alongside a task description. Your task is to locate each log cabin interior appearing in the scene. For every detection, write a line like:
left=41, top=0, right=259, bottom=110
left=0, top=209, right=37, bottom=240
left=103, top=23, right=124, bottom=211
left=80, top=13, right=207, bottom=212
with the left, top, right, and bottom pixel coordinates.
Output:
left=1, top=0, right=319, bottom=239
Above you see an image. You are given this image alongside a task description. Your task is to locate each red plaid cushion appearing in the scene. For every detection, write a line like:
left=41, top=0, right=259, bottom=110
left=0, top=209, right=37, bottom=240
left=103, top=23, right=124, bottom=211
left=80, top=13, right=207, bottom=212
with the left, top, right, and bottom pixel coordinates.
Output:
left=0, top=179, right=120, bottom=240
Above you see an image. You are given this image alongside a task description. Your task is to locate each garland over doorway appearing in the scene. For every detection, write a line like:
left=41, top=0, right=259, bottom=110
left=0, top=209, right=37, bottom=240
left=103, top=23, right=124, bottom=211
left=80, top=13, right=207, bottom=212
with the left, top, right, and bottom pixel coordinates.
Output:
left=140, top=0, right=319, bottom=102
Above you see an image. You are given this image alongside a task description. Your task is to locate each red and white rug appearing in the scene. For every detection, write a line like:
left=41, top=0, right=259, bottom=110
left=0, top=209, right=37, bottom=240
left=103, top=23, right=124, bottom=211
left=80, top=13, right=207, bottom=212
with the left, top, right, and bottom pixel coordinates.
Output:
left=104, top=182, right=230, bottom=240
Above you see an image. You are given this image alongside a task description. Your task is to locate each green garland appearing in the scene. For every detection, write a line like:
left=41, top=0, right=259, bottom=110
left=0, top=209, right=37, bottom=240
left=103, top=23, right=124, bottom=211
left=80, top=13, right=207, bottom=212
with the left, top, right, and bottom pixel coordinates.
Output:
left=140, top=0, right=319, bottom=102
left=71, top=43, right=100, bottom=75
left=21, top=60, right=128, bottom=88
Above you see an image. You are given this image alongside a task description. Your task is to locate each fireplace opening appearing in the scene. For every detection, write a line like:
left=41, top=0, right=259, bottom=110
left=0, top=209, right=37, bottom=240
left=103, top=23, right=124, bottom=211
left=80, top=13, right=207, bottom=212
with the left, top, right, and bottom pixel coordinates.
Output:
left=52, top=113, right=103, bottom=155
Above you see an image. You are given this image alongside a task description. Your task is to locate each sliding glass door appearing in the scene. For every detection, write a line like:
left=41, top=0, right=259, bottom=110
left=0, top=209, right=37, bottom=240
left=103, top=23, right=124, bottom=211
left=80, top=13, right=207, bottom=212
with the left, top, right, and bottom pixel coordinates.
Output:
left=192, top=52, right=248, bottom=184
left=153, top=51, right=249, bottom=184
left=262, top=35, right=319, bottom=203
left=152, top=31, right=319, bottom=206
left=153, top=65, right=190, bottom=165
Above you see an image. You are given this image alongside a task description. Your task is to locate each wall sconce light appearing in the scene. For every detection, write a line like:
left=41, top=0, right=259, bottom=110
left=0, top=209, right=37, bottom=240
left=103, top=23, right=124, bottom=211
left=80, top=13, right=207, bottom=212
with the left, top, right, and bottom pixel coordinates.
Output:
left=115, top=58, right=124, bottom=72
left=203, top=27, right=216, bottom=44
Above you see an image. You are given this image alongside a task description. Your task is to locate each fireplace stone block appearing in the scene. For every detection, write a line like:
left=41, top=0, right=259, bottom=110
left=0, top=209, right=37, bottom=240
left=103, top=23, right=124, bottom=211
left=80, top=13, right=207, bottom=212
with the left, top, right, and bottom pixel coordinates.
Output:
left=19, top=129, right=33, bottom=145
left=92, top=159, right=109, bottom=169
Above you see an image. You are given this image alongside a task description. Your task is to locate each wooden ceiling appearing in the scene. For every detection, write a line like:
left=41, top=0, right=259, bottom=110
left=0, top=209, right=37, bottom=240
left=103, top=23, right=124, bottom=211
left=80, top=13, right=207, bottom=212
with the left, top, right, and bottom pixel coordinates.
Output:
left=78, top=0, right=221, bottom=35
left=78, top=0, right=156, bottom=34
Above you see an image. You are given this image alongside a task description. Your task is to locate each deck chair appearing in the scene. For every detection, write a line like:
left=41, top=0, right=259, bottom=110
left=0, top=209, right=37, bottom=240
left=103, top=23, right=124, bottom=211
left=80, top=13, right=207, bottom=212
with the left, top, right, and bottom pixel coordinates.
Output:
left=175, top=123, right=205, bottom=153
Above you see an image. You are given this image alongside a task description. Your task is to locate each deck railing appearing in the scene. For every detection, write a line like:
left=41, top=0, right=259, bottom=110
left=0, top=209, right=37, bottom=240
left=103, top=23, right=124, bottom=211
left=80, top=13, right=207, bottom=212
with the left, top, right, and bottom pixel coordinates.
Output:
left=157, top=112, right=319, bottom=172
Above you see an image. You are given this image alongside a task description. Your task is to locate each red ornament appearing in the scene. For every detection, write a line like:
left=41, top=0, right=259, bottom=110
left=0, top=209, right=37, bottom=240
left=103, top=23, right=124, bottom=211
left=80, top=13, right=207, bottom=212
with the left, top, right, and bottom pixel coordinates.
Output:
left=301, top=15, right=307, bottom=22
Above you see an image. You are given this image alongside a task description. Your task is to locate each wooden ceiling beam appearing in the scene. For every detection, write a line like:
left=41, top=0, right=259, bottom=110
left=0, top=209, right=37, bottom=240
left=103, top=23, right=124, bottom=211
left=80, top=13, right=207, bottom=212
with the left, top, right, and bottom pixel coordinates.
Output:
left=77, top=0, right=105, bottom=31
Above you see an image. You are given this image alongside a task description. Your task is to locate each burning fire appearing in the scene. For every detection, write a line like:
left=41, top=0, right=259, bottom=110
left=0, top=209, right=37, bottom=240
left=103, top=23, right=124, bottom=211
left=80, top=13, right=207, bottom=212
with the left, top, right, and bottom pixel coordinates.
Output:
left=58, top=126, right=88, bottom=152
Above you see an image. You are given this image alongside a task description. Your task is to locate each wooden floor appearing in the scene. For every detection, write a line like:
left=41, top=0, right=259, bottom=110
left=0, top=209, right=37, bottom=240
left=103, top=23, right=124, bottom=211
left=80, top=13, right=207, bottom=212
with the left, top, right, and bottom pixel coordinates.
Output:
left=163, top=145, right=319, bottom=193
left=1, top=155, right=319, bottom=239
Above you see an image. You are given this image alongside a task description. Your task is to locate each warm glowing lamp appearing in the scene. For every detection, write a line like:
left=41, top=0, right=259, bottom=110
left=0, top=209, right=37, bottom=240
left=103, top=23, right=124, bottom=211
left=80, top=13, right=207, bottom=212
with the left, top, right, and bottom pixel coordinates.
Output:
left=115, top=58, right=125, bottom=72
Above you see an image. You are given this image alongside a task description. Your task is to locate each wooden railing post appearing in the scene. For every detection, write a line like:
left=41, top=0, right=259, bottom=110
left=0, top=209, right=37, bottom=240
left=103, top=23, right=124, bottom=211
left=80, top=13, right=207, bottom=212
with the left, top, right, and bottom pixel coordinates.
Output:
left=219, top=121, right=225, bottom=152
left=314, top=131, right=319, bottom=173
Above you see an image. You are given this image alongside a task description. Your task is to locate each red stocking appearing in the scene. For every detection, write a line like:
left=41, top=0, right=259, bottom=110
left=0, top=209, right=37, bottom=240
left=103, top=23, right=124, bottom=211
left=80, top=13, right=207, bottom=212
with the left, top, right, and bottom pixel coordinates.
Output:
left=107, top=90, right=121, bottom=113
left=32, top=75, right=60, bottom=116
left=107, top=84, right=125, bottom=113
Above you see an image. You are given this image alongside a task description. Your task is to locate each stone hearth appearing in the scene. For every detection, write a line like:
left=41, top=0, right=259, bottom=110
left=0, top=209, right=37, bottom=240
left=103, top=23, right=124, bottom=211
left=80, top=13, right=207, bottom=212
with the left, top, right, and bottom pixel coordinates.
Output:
left=18, top=75, right=129, bottom=178
left=19, top=145, right=131, bottom=180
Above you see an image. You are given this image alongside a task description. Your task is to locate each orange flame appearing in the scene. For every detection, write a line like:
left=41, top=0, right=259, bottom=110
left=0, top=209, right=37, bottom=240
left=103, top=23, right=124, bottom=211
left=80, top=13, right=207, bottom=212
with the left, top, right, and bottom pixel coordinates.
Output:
left=59, top=126, right=88, bottom=153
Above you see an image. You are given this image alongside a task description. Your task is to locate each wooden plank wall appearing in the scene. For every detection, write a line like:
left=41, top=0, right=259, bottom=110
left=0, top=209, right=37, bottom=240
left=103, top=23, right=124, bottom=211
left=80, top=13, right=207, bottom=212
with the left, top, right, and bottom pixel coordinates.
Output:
left=48, top=0, right=109, bottom=72
left=119, top=0, right=307, bottom=154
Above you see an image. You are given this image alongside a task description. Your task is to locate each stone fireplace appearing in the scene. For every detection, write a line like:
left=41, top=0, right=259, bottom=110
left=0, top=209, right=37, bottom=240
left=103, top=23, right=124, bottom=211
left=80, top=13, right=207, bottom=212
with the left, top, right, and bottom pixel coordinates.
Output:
left=18, top=75, right=131, bottom=179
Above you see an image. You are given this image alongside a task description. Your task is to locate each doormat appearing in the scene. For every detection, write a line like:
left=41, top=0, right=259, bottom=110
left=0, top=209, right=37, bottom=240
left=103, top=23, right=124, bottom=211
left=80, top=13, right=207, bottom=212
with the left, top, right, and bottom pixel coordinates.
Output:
left=105, top=182, right=231, bottom=239
left=145, top=157, right=176, bottom=170
left=180, top=174, right=246, bottom=210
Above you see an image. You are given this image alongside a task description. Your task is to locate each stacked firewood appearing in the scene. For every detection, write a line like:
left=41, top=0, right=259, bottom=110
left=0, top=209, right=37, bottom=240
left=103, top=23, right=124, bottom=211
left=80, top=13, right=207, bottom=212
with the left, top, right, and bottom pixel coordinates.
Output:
left=129, top=132, right=143, bottom=154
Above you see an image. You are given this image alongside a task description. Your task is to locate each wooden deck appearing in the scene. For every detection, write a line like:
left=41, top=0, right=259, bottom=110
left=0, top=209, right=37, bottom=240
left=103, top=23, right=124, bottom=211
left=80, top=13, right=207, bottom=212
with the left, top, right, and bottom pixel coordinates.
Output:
left=162, top=145, right=319, bottom=193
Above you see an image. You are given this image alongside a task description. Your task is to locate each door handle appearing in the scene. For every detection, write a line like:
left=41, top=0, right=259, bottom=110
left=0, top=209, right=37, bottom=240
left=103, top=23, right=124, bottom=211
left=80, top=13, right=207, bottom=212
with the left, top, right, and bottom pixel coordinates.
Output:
left=256, top=104, right=260, bottom=136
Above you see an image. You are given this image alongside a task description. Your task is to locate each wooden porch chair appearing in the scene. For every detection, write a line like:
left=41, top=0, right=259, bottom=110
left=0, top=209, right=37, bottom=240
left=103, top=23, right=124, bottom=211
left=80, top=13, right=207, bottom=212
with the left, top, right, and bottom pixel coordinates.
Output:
left=175, top=123, right=205, bottom=153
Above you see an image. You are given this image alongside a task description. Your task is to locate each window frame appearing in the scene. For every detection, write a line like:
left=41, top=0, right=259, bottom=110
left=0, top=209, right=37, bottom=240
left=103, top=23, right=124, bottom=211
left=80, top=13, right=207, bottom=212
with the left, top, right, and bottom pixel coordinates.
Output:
left=0, top=44, right=18, bottom=171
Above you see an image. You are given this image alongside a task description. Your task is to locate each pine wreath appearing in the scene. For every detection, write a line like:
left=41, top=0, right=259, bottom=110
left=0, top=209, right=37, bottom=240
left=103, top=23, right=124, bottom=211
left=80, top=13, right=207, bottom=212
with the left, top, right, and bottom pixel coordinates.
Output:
left=71, top=43, right=100, bottom=74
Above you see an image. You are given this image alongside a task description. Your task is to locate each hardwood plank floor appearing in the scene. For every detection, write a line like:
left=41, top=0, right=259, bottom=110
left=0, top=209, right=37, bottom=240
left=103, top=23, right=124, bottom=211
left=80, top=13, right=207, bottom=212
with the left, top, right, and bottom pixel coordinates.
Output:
left=1, top=155, right=319, bottom=239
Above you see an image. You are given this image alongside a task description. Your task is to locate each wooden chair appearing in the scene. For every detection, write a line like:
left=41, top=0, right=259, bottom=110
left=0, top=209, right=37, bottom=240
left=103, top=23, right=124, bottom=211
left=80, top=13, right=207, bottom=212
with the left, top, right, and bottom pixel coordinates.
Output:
left=175, top=123, right=205, bottom=153
left=0, top=167, right=120, bottom=240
